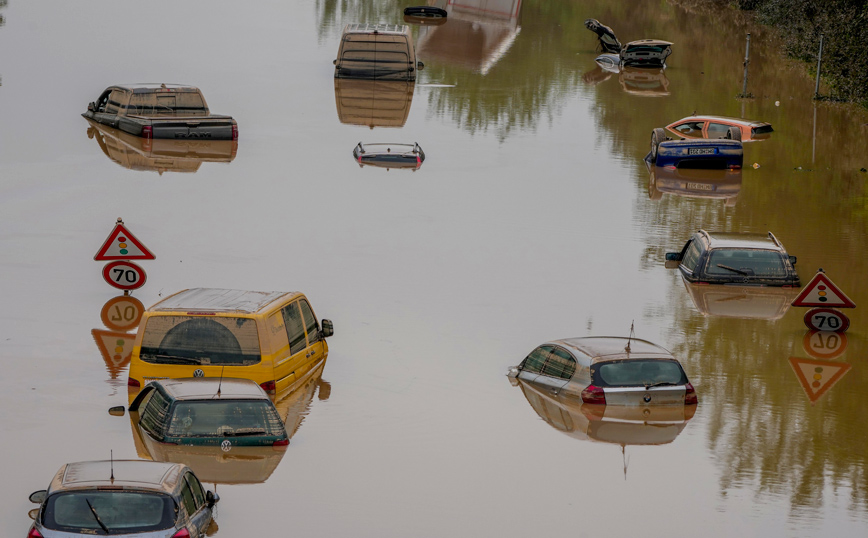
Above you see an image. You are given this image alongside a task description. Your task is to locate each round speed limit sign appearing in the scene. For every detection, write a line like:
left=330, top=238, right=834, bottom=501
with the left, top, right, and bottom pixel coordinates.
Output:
left=804, top=307, right=850, bottom=333
left=102, top=261, right=147, bottom=291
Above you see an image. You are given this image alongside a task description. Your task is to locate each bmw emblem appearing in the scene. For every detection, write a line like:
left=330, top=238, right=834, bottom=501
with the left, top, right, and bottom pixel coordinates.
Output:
left=193, top=369, right=204, bottom=378
left=643, top=394, right=652, bottom=403
left=221, top=440, right=232, bottom=452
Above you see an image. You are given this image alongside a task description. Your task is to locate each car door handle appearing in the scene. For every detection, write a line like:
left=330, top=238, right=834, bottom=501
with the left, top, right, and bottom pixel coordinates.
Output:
left=305, top=352, right=311, bottom=358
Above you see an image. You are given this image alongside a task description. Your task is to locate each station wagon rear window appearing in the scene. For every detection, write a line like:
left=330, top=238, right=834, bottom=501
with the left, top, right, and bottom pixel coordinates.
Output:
left=595, top=360, right=686, bottom=387
left=43, top=491, right=174, bottom=534
left=166, top=400, right=285, bottom=438
left=140, top=316, right=261, bottom=366
left=705, top=249, right=786, bottom=277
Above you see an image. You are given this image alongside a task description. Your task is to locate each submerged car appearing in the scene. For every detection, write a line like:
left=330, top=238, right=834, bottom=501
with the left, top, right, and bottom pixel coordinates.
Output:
left=665, top=115, right=773, bottom=142
left=507, top=336, right=697, bottom=406
left=665, top=230, right=800, bottom=287
left=334, top=24, right=423, bottom=81
left=649, top=126, right=743, bottom=169
left=585, top=19, right=672, bottom=67
left=584, top=18, right=621, bottom=54
left=28, top=460, right=218, bottom=538
left=122, top=378, right=289, bottom=448
left=353, top=142, right=425, bottom=170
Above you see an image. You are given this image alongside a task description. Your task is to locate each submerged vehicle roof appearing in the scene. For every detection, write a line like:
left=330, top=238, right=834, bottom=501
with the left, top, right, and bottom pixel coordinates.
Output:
left=342, top=23, right=410, bottom=36
left=700, top=231, right=787, bottom=251
left=107, top=83, right=201, bottom=93
left=149, top=288, right=297, bottom=313
left=50, top=460, right=183, bottom=494
left=548, top=336, right=674, bottom=362
left=672, top=115, right=772, bottom=128
left=156, top=378, right=271, bottom=401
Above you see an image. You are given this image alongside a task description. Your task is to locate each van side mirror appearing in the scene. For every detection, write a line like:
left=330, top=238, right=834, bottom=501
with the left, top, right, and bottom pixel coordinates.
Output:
left=206, top=490, right=220, bottom=507
left=108, top=406, right=126, bottom=417
left=417, top=61, right=425, bottom=70
left=321, top=319, right=334, bottom=338
left=333, top=59, right=337, bottom=65
left=789, top=255, right=797, bottom=265
left=665, top=252, right=681, bottom=261
left=29, top=490, right=47, bottom=504
left=87, top=102, right=96, bottom=112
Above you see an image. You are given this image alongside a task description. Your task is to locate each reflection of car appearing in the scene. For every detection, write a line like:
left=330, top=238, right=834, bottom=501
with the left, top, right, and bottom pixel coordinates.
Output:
left=128, top=288, right=334, bottom=397
left=403, top=6, right=447, bottom=18
left=648, top=165, right=741, bottom=206
left=665, top=115, right=773, bottom=142
left=649, top=126, right=743, bottom=169
left=507, top=336, right=697, bottom=406
left=513, top=378, right=695, bottom=446
left=619, top=67, right=670, bottom=96
left=28, top=460, right=218, bottom=538
left=665, top=230, right=800, bottom=287
left=683, top=280, right=798, bottom=320
left=83, top=84, right=238, bottom=140
left=353, top=142, right=425, bottom=170
left=334, top=24, right=423, bottom=81
left=334, top=79, right=415, bottom=128
left=86, top=119, right=237, bottom=174
left=128, top=378, right=289, bottom=448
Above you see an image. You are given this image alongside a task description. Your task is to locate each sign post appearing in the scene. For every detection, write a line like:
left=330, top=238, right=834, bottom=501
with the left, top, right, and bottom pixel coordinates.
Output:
left=791, top=269, right=855, bottom=332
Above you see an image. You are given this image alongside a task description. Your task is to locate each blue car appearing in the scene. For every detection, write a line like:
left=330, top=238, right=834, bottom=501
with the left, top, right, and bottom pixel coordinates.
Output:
left=648, top=126, right=743, bottom=169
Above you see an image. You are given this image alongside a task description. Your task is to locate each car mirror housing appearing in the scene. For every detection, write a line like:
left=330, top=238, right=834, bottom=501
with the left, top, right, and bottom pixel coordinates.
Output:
left=206, top=490, right=220, bottom=507
left=87, top=102, right=96, bottom=112
left=665, top=252, right=681, bottom=261
left=108, top=406, right=126, bottom=417
left=789, top=255, right=797, bottom=265
left=321, top=319, right=334, bottom=338
left=664, top=260, right=680, bottom=269
left=29, top=490, right=47, bottom=504
left=417, top=61, right=424, bottom=70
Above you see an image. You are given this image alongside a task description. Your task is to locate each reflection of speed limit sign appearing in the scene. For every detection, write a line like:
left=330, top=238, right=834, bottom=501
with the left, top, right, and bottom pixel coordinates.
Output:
left=100, top=295, right=145, bottom=331
left=102, top=261, right=147, bottom=291
left=803, top=330, right=848, bottom=360
left=804, top=307, right=850, bottom=333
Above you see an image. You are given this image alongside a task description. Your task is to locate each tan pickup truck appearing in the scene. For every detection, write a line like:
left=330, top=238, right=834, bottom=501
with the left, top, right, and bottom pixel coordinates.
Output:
left=83, top=84, right=238, bottom=140
left=334, top=24, right=423, bottom=81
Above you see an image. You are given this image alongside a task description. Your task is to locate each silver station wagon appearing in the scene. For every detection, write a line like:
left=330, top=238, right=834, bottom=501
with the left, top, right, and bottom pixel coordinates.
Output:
left=508, top=336, right=697, bottom=406
left=27, top=460, right=217, bottom=538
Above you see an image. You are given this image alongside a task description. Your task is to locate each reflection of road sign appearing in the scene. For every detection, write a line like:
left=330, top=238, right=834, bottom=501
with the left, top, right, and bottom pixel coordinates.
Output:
left=804, top=307, right=850, bottom=333
left=94, top=220, right=156, bottom=261
left=803, top=330, right=848, bottom=360
left=100, top=295, right=145, bottom=331
left=92, top=329, right=137, bottom=379
left=792, top=271, right=856, bottom=308
left=789, top=356, right=851, bottom=403
left=102, top=261, right=147, bottom=291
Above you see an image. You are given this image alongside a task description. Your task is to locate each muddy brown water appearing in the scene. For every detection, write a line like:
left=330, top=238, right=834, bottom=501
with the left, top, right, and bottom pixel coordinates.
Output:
left=2, top=0, right=867, bottom=536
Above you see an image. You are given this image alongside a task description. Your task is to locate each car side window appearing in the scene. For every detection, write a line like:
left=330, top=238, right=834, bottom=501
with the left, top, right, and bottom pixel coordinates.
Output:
left=522, top=346, right=554, bottom=374
left=267, top=312, right=290, bottom=354
left=105, top=89, right=126, bottom=114
left=707, top=122, right=730, bottom=138
left=541, top=347, right=577, bottom=380
left=681, top=239, right=703, bottom=273
left=179, top=479, right=197, bottom=517
left=298, top=299, right=321, bottom=345
left=185, top=473, right=206, bottom=510
left=674, top=121, right=704, bottom=137
left=140, top=389, right=171, bottom=437
left=282, top=302, right=306, bottom=355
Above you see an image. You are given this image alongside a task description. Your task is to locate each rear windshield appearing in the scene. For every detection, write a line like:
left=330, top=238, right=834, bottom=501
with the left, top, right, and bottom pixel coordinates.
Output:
left=752, top=125, right=774, bottom=135
left=167, top=399, right=285, bottom=438
left=594, top=359, right=686, bottom=388
left=127, top=91, right=207, bottom=115
left=140, top=315, right=261, bottom=366
left=705, top=249, right=787, bottom=277
left=43, top=491, right=174, bottom=534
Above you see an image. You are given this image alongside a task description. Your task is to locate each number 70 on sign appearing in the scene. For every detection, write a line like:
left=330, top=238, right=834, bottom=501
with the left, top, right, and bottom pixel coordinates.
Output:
left=102, top=261, right=147, bottom=291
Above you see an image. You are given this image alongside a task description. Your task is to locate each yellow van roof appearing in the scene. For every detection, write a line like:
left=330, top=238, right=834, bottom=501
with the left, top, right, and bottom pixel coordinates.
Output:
left=150, top=288, right=295, bottom=313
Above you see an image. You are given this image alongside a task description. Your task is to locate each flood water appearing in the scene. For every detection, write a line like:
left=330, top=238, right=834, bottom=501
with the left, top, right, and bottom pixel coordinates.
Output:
left=2, top=0, right=868, bottom=536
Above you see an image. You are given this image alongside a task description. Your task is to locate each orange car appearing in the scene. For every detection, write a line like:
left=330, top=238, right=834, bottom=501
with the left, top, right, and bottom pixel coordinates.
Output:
left=665, top=115, right=773, bottom=142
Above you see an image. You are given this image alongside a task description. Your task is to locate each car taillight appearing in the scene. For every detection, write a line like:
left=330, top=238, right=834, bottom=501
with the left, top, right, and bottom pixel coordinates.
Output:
left=231, top=124, right=238, bottom=141
left=171, top=529, right=191, bottom=538
left=260, top=380, right=276, bottom=395
left=728, top=164, right=741, bottom=169
left=28, top=527, right=44, bottom=538
left=581, top=384, right=606, bottom=404
left=128, top=377, right=141, bottom=388
left=684, top=382, right=698, bottom=405
left=272, top=439, right=290, bottom=448
left=142, top=126, right=153, bottom=140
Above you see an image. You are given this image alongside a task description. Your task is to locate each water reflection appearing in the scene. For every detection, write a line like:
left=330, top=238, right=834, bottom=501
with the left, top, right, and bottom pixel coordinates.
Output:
left=648, top=164, right=742, bottom=206
left=334, top=79, right=415, bottom=128
left=583, top=64, right=670, bottom=97
left=415, top=0, right=522, bottom=75
left=682, top=280, right=796, bottom=320
left=86, top=120, right=237, bottom=175
left=93, top=295, right=145, bottom=386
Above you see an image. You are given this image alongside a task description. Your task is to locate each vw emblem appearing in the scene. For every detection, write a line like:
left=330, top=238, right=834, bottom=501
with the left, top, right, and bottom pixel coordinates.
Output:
left=221, top=440, right=232, bottom=452
left=643, top=394, right=652, bottom=403
left=193, top=369, right=204, bottom=378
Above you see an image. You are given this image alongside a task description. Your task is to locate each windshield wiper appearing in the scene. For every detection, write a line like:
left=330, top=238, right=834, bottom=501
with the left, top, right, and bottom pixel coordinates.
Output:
left=644, top=381, right=677, bottom=389
left=716, top=263, right=749, bottom=275
left=146, top=354, right=203, bottom=365
left=85, top=497, right=110, bottom=535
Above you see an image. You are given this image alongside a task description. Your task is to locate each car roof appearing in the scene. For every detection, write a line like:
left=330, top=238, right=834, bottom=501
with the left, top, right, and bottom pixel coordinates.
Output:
left=672, top=115, right=769, bottom=128
left=157, top=378, right=270, bottom=400
left=50, top=460, right=184, bottom=494
left=343, top=23, right=409, bottom=36
left=111, top=83, right=199, bottom=92
left=149, top=288, right=297, bottom=313
left=551, top=336, right=674, bottom=362
left=700, top=231, right=785, bottom=251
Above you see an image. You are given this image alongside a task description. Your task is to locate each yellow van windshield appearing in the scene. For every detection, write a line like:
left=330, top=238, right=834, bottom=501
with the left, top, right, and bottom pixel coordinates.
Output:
left=140, top=316, right=261, bottom=366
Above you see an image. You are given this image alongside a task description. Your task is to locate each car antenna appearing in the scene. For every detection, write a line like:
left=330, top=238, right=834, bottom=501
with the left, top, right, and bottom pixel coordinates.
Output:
left=110, top=449, right=115, bottom=483
left=625, top=321, right=635, bottom=353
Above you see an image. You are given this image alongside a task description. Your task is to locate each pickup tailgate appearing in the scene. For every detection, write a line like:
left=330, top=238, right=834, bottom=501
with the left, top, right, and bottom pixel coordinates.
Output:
left=135, top=115, right=236, bottom=140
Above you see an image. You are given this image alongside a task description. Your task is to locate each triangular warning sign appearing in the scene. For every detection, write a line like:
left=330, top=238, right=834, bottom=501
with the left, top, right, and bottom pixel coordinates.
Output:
left=791, top=272, right=855, bottom=308
left=92, top=329, right=137, bottom=379
left=94, top=222, right=156, bottom=261
left=788, top=356, right=851, bottom=403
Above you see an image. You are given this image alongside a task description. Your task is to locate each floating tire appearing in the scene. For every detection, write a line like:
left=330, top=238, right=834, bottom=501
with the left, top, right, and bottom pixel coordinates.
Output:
left=650, top=128, right=666, bottom=163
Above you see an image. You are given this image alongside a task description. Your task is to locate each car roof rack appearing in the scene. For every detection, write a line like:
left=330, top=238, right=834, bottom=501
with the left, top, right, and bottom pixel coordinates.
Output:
left=767, top=231, right=782, bottom=248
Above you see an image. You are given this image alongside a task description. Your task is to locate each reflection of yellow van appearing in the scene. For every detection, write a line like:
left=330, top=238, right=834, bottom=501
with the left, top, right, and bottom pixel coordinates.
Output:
left=128, top=289, right=333, bottom=396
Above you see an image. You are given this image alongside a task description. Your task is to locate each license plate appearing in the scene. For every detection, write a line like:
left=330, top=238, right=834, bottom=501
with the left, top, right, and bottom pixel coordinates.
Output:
left=688, top=147, right=716, bottom=155
left=686, top=182, right=714, bottom=191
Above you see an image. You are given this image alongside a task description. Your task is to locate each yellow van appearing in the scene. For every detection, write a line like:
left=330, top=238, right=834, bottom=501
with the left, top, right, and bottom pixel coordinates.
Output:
left=128, top=288, right=334, bottom=397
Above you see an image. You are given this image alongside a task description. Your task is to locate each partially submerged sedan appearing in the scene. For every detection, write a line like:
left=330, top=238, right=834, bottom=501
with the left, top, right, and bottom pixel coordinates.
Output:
left=28, top=460, right=217, bottom=538
left=649, top=126, right=743, bottom=169
left=507, top=336, right=697, bottom=406
left=666, top=115, right=773, bottom=142
left=353, top=142, right=425, bottom=170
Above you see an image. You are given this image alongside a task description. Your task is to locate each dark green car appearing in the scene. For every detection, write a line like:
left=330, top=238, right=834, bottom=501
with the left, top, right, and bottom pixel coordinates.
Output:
left=129, top=378, right=289, bottom=448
